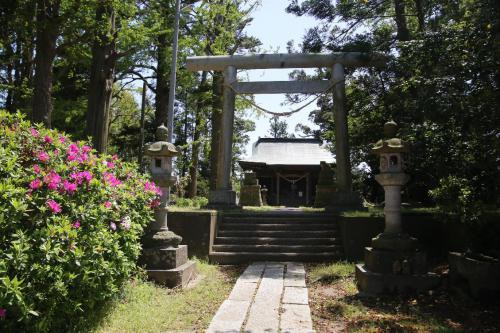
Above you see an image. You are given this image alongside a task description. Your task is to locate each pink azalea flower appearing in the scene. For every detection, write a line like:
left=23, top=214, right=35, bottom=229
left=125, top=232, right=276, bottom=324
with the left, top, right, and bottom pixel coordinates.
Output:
left=72, top=220, right=81, bottom=229
left=33, top=164, right=41, bottom=174
left=104, top=201, right=112, bottom=209
left=103, top=172, right=121, bottom=187
left=63, top=180, right=77, bottom=194
left=109, top=222, right=117, bottom=231
left=29, top=178, right=43, bottom=190
left=37, top=151, right=49, bottom=162
left=54, top=149, right=60, bottom=155
left=112, top=154, right=118, bottom=161
left=106, top=161, right=115, bottom=169
left=44, top=135, right=53, bottom=144
left=59, top=135, right=66, bottom=143
left=82, top=145, right=92, bottom=153
left=0, top=308, right=6, bottom=317
left=81, top=171, right=93, bottom=183
left=46, top=199, right=62, bottom=213
left=67, top=153, right=77, bottom=162
left=30, top=128, right=39, bottom=137
left=144, top=181, right=163, bottom=196
left=68, top=143, right=79, bottom=154
left=44, top=171, right=61, bottom=190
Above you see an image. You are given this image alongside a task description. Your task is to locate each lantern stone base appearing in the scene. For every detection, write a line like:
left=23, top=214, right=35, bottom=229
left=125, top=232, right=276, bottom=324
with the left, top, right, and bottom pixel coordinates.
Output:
left=239, top=185, right=262, bottom=206
left=325, top=190, right=365, bottom=211
left=356, top=234, right=439, bottom=294
left=147, top=261, right=197, bottom=288
left=355, top=264, right=439, bottom=294
left=142, top=245, right=197, bottom=288
left=208, top=189, right=237, bottom=207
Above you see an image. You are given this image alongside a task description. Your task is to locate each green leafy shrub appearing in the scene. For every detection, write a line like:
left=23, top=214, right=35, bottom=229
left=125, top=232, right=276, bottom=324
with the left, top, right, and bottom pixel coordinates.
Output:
left=0, top=111, right=161, bottom=332
left=429, top=175, right=483, bottom=223
left=172, top=195, right=208, bottom=209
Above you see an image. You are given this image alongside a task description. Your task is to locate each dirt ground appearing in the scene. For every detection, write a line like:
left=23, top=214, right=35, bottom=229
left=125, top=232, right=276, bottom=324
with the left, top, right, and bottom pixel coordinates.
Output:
left=307, top=264, right=500, bottom=333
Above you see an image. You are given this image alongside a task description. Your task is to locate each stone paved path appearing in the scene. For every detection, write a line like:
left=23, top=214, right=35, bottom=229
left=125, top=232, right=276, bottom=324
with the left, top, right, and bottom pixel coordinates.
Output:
left=207, top=262, right=315, bottom=333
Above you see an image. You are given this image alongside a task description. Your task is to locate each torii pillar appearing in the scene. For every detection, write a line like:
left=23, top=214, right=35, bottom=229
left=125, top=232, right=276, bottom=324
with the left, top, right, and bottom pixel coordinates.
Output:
left=186, top=53, right=387, bottom=207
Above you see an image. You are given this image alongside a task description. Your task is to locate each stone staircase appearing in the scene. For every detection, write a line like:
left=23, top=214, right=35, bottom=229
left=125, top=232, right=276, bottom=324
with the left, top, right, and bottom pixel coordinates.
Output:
left=210, top=211, right=344, bottom=264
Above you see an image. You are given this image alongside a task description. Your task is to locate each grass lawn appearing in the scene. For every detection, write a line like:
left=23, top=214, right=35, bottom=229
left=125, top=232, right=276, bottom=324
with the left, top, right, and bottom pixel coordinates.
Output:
left=307, top=262, right=500, bottom=333
left=92, top=259, right=242, bottom=333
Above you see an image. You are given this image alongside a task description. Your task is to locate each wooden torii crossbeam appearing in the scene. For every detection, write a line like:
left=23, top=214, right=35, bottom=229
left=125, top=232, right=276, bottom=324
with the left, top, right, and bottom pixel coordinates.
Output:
left=186, top=52, right=387, bottom=207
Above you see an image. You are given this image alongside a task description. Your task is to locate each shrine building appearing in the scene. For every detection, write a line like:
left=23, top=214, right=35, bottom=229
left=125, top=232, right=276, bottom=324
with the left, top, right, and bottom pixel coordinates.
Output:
left=238, top=138, right=336, bottom=207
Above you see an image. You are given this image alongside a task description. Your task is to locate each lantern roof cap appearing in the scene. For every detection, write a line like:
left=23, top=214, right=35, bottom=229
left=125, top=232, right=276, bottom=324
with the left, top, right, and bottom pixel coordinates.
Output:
left=144, top=124, right=180, bottom=157
left=372, top=120, right=410, bottom=154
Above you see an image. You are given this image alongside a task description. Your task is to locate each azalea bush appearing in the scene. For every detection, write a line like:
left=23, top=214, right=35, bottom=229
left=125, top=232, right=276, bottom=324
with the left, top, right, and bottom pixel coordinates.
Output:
left=0, top=111, right=161, bottom=332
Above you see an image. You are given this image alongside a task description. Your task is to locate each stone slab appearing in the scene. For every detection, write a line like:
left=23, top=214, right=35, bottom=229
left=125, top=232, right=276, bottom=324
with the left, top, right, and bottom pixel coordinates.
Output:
left=147, top=260, right=197, bottom=288
left=206, top=299, right=251, bottom=333
left=238, top=263, right=265, bottom=283
left=245, top=265, right=284, bottom=332
left=280, top=303, right=314, bottom=333
left=286, top=262, right=306, bottom=274
left=283, top=286, right=309, bottom=305
left=285, top=272, right=306, bottom=287
left=245, top=297, right=281, bottom=333
left=228, top=281, right=258, bottom=301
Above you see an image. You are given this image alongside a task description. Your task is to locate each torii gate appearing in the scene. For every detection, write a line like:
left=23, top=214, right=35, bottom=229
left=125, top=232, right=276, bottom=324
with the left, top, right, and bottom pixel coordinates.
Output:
left=186, top=53, right=386, bottom=207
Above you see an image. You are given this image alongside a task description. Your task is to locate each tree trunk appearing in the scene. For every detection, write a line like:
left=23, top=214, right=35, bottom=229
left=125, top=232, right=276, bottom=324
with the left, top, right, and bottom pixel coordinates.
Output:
left=393, top=0, right=410, bottom=41
left=14, top=4, right=36, bottom=112
left=414, top=0, right=425, bottom=32
left=155, top=25, right=169, bottom=128
left=187, top=71, right=208, bottom=198
left=209, top=71, right=223, bottom=191
left=32, top=0, right=61, bottom=127
left=86, top=2, right=116, bottom=153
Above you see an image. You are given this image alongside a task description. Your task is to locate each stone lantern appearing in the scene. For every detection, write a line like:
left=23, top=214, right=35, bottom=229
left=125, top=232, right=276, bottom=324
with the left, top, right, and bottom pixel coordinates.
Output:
left=144, top=124, right=178, bottom=231
left=355, top=121, right=438, bottom=294
left=141, top=124, right=196, bottom=288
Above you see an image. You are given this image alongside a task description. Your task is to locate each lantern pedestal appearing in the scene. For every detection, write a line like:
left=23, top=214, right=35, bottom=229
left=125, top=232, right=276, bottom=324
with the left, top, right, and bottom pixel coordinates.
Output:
left=141, top=231, right=198, bottom=288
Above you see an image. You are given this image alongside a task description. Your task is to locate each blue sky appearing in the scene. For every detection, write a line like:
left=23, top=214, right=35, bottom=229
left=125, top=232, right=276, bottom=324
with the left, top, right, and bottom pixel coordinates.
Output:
left=241, top=0, right=320, bottom=158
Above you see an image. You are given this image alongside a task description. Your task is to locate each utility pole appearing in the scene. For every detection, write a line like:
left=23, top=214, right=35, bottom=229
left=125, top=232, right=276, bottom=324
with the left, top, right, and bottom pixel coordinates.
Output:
left=138, top=81, right=147, bottom=170
left=167, top=0, right=181, bottom=142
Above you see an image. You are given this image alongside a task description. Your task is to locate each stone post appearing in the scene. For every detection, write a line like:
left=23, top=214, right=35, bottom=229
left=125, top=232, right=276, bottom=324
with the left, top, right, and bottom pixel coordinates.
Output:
left=332, top=63, right=351, bottom=192
left=208, top=66, right=237, bottom=207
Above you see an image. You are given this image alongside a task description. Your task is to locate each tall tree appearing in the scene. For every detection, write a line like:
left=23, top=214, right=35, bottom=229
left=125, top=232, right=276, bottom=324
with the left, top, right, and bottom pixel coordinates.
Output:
left=268, top=115, right=290, bottom=138
left=32, top=0, right=61, bottom=127
left=86, top=0, right=116, bottom=152
left=286, top=0, right=500, bottom=207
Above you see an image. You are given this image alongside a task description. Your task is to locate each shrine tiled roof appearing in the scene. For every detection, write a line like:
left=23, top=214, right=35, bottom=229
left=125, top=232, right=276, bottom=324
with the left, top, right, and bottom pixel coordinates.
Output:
left=239, top=138, right=335, bottom=167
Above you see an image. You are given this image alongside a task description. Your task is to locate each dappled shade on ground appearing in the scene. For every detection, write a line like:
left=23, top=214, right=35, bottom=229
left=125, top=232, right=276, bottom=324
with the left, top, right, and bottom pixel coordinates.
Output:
left=307, top=262, right=500, bottom=333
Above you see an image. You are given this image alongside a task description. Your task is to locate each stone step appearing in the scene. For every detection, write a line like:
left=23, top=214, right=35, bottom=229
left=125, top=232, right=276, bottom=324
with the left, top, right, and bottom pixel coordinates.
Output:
left=212, top=244, right=342, bottom=253
left=219, top=223, right=338, bottom=231
left=214, top=236, right=341, bottom=245
left=217, top=229, right=338, bottom=238
left=209, top=251, right=343, bottom=264
left=222, top=216, right=338, bottom=224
